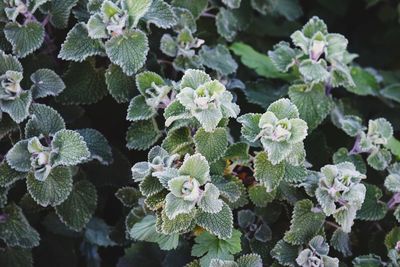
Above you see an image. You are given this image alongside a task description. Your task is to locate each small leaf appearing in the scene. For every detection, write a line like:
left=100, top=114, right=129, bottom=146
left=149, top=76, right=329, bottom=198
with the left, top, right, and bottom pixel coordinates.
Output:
left=51, top=130, right=90, bottom=166
left=331, top=228, right=352, bottom=257
left=26, top=166, right=73, bottom=207
left=4, top=21, right=44, bottom=58
left=123, top=0, right=152, bottom=27
left=199, top=45, right=238, bottom=75
left=237, top=113, right=261, bottom=144
left=194, top=127, right=228, bottom=163
left=356, top=183, right=387, bottom=221
left=115, top=186, right=140, bottom=207
left=0, top=161, right=26, bottom=187
left=126, top=118, right=162, bottom=150
left=171, top=0, right=208, bottom=18
left=6, top=139, right=31, bottom=172
left=248, top=184, right=276, bottom=207
left=160, top=210, right=196, bottom=235
left=254, top=151, right=285, bottom=192
left=55, top=180, right=97, bottom=231
left=30, top=69, right=65, bottom=99
left=143, top=0, right=177, bottom=29
left=271, top=239, right=300, bottom=267
left=76, top=128, right=113, bottom=165
left=333, top=148, right=366, bottom=174
left=0, top=247, right=33, bottom=267
left=196, top=202, right=233, bottom=240
left=105, top=30, right=149, bottom=76
left=162, top=127, right=194, bottom=156
left=198, top=183, right=223, bottom=213
left=25, top=103, right=65, bottom=138
left=105, top=64, right=136, bottom=103
left=299, top=59, right=329, bottom=83
left=0, top=50, right=23, bottom=75
left=45, top=0, right=79, bottom=29
left=268, top=41, right=296, bottom=72
left=380, top=84, right=400, bottom=103
left=126, top=95, right=156, bottom=121
left=0, top=91, right=32, bottom=123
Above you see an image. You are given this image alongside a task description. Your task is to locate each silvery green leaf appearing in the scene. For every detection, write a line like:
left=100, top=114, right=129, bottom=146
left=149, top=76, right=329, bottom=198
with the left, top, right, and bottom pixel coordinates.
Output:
left=139, top=174, right=164, bottom=196
left=332, top=148, right=366, bottom=174
left=126, top=95, right=156, bottom=121
left=211, top=175, right=241, bottom=203
left=301, top=16, right=328, bottom=38
left=254, top=151, right=285, bottom=192
left=135, top=71, right=165, bottom=96
left=160, top=208, right=196, bottom=235
left=325, top=33, right=348, bottom=63
left=291, top=30, right=309, bottom=54
left=180, top=69, right=211, bottom=90
left=271, top=239, right=300, bottom=267
left=237, top=113, right=261, bottom=143
left=299, top=59, right=329, bottom=83
left=330, top=228, right=352, bottom=257
left=160, top=34, right=178, bottom=57
left=122, top=0, right=152, bottom=27
left=164, top=192, right=196, bottom=219
left=380, top=84, right=400, bottom=104
left=196, top=202, right=233, bottom=240
left=51, top=130, right=89, bottom=166
left=0, top=161, right=26, bottom=187
left=105, top=30, right=149, bottom=76
left=268, top=41, right=296, bottom=72
left=4, top=21, right=44, bottom=58
left=76, top=128, right=112, bottom=165
left=58, top=23, right=105, bottom=62
left=143, top=0, right=177, bottom=29
left=260, top=139, right=292, bottom=165
left=162, top=127, right=194, bottom=156
left=248, top=184, right=276, bottom=207
left=283, top=199, right=325, bottom=245
left=25, top=104, right=65, bottom=138
left=0, top=50, right=23, bottom=75
left=153, top=167, right=179, bottom=188
left=333, top=205, right=358, bottom=233
left=55, top=180, right=97, bottom=231
left=171, top=0, right=208, bottom=18
left=0, top=90, right=32, bottom=123
left=367, top=149, right=391, bottom=171
left=330, top=62, right=355, bottom=88
left=209, top=259, right=237, bottom=267
left=30, top=69, right=65, bottom=99
left=385, top=164, right=400, bottom=192
left=194, top=127, right=228, bottom=163
left=356, top=183, right=387, bottom=221
left=267, top=98, right=299, bottom=120
left=222, top=0, right=241, bottom=9
left=44, top=0, right=79, bottom=29
left=6, top=139, right=31, bottom=172
left=345, top=67, right=379, bottom=96
left=87, top=13, right=107, bottom=39
left=352, top=254, right=383, bottom=267
left=26, top=166, right=73, bottom=207
left=172, top=7, right=197, bottom=33
left=105, top=64, right=136, bottom=103
left=216, top=8, right=238, bottom=42
left=236, top=253, right=263, bottom=267
left=289, top=83, right=334, bottom=131
left=115, top=186, right=140, bottom=207
left=126, top=118, right=162, bottom=150
left=179, top=153, right=210, bottom=185
left=0, top=203, right=40, bottom=248
left=198, top=183, right=223, bottom=213
left=199, top=45, right=238, bottom=75
left=330, top=105, right=363, bottom=137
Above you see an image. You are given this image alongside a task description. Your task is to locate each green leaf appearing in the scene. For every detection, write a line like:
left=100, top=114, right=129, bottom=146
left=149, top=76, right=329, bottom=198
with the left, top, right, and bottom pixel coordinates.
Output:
left=105, top=64, right=136, bottom=103
left=115, top=186, right=140, bottom=207
left=51, top=129, right=90, bottom=166
left=56, top=60, right=107, bottom=105
left=199, top=45, right=238, bottom=75
left=268, top=41, right=296, bottom=72
left=216, top=8, right=238, bottom=42
left=237, top=113, right=261, bottom=144
left=332, top=148, right=366, bottom=174
left=271, top=239, right=300, bottom=267
left=352, top=254, right=383, bottom=267
left=6, top=139, right=31, bottom=172
left=26, top=166, right=73, bottom=207
left=76, top=128, right=113, bottom=165
left=211, top=175, right=241, bottom=203
left=367, top=149, right=392, bottom=171
left=171, top=0, right=208, bottom=18
left=143, top=0, right=177, bottom=29
left=198, top=183, right=223, bottom=213
left=289, top=83, right=334, bottom=131
left=196, top=202, right=233, bottom=240
left=25, top=103, right=65, bottom=138
left=386, top=137, right=400, bottom=158
left=180, top=69, right=211, bottom=89
left=0, top=161, right=26, bottom=187
left=0, top=50, right=23, bottom=75
left=126, top=118, right=162, bottom=150
left=223, top=142, right=250, bottom=162
left=139, top=174, right=164, bottom=196
left=123, top=0, right=152, bottom=27
left=299, top=59, right=329, bottom=83
left=55, top=180, right=97, bottom=231
left=330, top=228, right=352, bottom=257
left=283, top=199, right=325, bottom=245
left=284, top=164, right=308, bottom=183
left=0, top=247, right=33, bottom=267
left=0, top=91, right=32, bottom=123
left=160, top=210, right=196, bottom=235
left=346, top=67, right=379, bottom=96
left=45, top=0, right=79, bottom=29
left=194, top=127, right=228, bottom=163
left=356, top=183, right=387, bottom=221
left=192, top=229, right=241, bottom=267
left=105, top=30, right=149, bottom=76
left=237, top=253, right=263, bottom=267
left=4, top=21, right=44, bottom=58
left=248, top=184, right=276, bottom=207
left=30, top=69, right=65, bottom=99
left=126, top=95, right=156, bottom=121
left=254, top=151, right=285, bottom=192
left=58, top=23, right=105, bottom=62
left=0, top=203, right=40, bottom=248
left=230, top=42, right=293, bottom=80
left=385, top=227, right=400, bottom=250
left=222, top=0, right=242, bottom=9
left=162, top=127, right=194, bottom=156
left=0, top=115, right=19, bottom=141
left=380, top=84, right=400, bottom=103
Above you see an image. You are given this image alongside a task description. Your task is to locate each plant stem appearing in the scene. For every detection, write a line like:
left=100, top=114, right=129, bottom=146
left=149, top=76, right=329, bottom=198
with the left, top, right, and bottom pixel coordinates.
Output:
left=387, top=192, right=400, bottom=209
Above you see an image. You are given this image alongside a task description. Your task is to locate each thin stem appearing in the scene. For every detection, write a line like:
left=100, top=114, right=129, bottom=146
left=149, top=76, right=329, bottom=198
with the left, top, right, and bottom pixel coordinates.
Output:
left=201, top=12, right=216, bottom=19
left=325, top=220, right=340, bottom=229
left=388, top=192, right=400, bottom=209
left=349, top=134, right=362, bottom=155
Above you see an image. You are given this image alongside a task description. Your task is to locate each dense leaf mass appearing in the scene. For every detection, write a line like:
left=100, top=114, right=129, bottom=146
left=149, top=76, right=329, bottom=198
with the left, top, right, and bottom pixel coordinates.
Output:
left=0, top=1, right=400, bottom=266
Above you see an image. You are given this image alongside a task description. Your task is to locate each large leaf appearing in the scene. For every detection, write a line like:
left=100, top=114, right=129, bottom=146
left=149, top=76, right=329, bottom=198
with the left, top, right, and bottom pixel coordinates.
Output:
left=105, top=64, right=136, bottom=103
left=194, top=127, right=228, bottom=163
left=76, top=128, right=113, bottom=165
left=199, top=45, right=238, bottom=75
left=254, top=151, right=285, bottom=192
left=45, top=0, right=79, bottom=29
left=0, top=91, right=32, bottom=123
left=0, top=161, right=26, bottom=187
left=30, top=69, right=65, bottom=99
left=196, top=203, right=233, bottom=240
left=25, top=103, right=65, bottom=138
left=356, top=183, right=387, bottom=221
left=143, top=0, right=177, bottom=29
left=51, top=130, right=90, bottom=166
left=126, top=118, right=162, bottom=150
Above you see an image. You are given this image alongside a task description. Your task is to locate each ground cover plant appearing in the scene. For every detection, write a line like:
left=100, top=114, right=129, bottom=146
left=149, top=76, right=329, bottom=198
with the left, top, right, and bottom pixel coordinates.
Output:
left=1, top=0, right=400, bottom=266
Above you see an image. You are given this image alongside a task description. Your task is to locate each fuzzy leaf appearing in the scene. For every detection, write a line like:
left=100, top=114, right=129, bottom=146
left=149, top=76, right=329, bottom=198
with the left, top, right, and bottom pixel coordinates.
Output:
left=0, top=91, right=32, bottom=123
left=143, top=0, right=177, bottom=29
left=268, top=42, right=296, bottom=72
left=160, top=210, right=196, bottom=235
left=105, top=30, right=149, bottom=76
left=0, top=203, right=40, bottom=248
left=194, top=127, right=228, bottom=163
left=0, top=50, right=22, bottom=75
left=25, top=104, right=65, bottom=138
left=284, top=199, right=325, bottom=245
left=126, top=119, right=162, bottom=150
left=199, top=45, right=238, bottom=75
left=330, top=228, right=352, bottom=257
left=171, top=0, right=208, bottom=18
left=216, top=8, right=238, bottom=42
left=248, top=184, right=276, bottom=207
left=58, top=23, right=105, bottom=62
left=55, top=180, right=97, bottom=231
left=356, top=183, right=387, bottom=221
left=30, top=69, right=65, bottom=99
left=26, top=166, right=73, bottom=207
left=332, top=148, right=367, bottom=174
left=0, top=161, right=26, bottom=187
left=254, top=151, right=285, bottom=192
left=115, top=186, right=140, bottom=207
left=380, top=84, right=400, bottom=104
left=76, top=128, right=113, bottom=165
left=196, top=202, right=233, bottom=240
left=198, top=183, right=223, bottom=213
left=346, top=67, right=379, bottom=96
left=237, top=113, right=261, bottom=144
left=51, top=130, right=90, bottom=166
left=105, top=64, right=136, bottom=103
left=6, top=139, right=31, bottom=172
left=45, top=0, right=79, bottom=28
left=271, top=239, right=300, bottom=267
left=4, top=22, right=44, bottom=58
left=162, top=127, right=194, bottom=156
left=126, top=95, right=156, bottom=121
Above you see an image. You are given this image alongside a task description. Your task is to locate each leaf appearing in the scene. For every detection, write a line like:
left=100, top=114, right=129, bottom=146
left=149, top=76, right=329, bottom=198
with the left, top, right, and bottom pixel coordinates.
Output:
left=216, top=8, right=238, bottom=42
left=199, top=45, right=238, bottom=75
left=194, top=127, right=228, bottom=163
left=211, top=175, right=241, bottom=203
left=223, top=142, right=250, bottom=162
left=51, top=129, right=90, bottom=166
left=0, top=203, right=40, bottom=248
left=105, top=64, right=136, bottom=103
left=143, top=0, right=177, bottom=29
left=237, top=113, right=261, bottom=144
left=171, top=0, right=208, bottom=18
left=6, top=139, right=31, bottom=172
left=126, top=95, right=156, bottom=121
left=254, top=151, right=285, bottom=192
left=356, top=183, right=387, bottom=221
left=222, top=0, right=242, bottom=9
left=0, top=161, right=26, bottom=187
left=346, top=67, right=379, bottom=96
left=248, top=184, right=276, bottom=207
left=123, top=0, right=152, bottom=27
left=160, top=210, right=196, bottom=235
left=385, top=227, right=400, bottom=250
left=55, top=180, right=97, bottom=231
left=331, top=228, right=352, bottom=257
left=0, top=115, right=19, bottom=140
left=198, top=183, right=223, bottom=213
left=332, top=147, right=367, bottom=174
left=26, top=166, right=73, bottom=207
left=367, top=149, right=392, bottom=171
left=271, top=239, right=300, bottom=267
left=284, top=164, right=308, bottom=183
left=0, top=50, right=23, bottom=75
left=268, top=41, right=296, bottom=72
left=76, top=128, right=113, bottom=165
left=30, top=69, right=65, bottom=99
left=386, top=137, right=400, bottom=158
left=161, top=127, right=194, bottom=156
left=126, top=118, right=162, bottom=150
left=380, top=84, right=400, bottom=103
left=352, top=254, right=383, bottom=267
left=45, top=0, right=79, bottom=28
left=0, top=91, right=32, bottom=123
left=24, top=104, right=65, bottom=139
left=0, top=247, right=33, bottom=267
left=4, top=21, right=44, bottom=58
left=58, top=23, right=105, bottom=62
left=105, top=30, right=149, bottom=76
left=283, top=199, right=325, bottom=245
left=196, top=202, right=233, bottom=240
left=299, top=59, right=329, bottom=83
left=56, top=60, right=107, bottom=105
left=237, top=253, right=263, bottom=267
left=192, top=229, right=242, bottom=267
left=289, top=83, right=334, bottom=131
left=115, top=186, right=140, bottom=207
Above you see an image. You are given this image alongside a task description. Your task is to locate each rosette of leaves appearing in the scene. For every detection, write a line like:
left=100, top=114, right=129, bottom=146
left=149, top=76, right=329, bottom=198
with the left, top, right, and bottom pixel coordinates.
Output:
left=60, top=0, right=177, bottom=75
left=0, top=50, right=65, bottom=123
left=315, top=162, right=366, bottom=232
left=165, top=69, right=240, bottom=132
left=296, top=236, right=339, bottom=267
